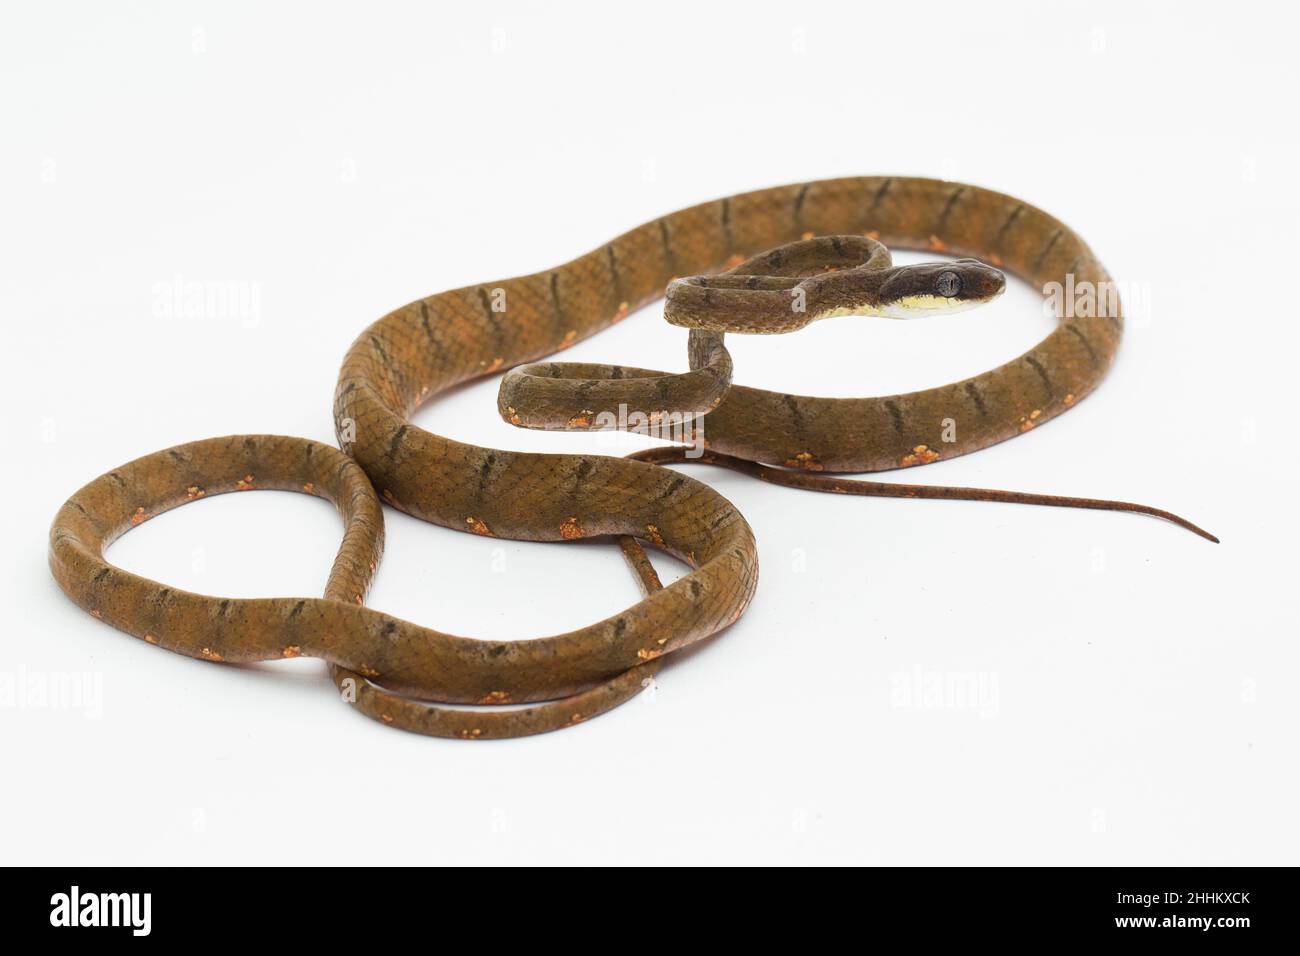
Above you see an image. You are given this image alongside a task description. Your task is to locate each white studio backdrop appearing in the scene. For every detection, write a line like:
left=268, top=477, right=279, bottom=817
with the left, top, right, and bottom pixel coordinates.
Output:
left=1, top=1, right=1295, bottom=865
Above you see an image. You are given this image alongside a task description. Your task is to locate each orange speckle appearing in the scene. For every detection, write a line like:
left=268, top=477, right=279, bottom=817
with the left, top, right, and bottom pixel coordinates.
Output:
left=466, top=516, right=494, bottom=537
left=185, top=485, right=205, bottom=500
left=479, top=690, right=510, bottom=705
left=281, top=645, right=301, bottom=658
left=302, top=482, right=315, bottom=494
left=1019, top=409, right=1043, bottom=432
left=645, top=524, right=665, bottom=548
left=236, top=474, right=254, bottom=490
left=359, top=665, right=380, bottom=678
left=613, top=301, right=630, bottom=322
left=784, top=451, right=824, bottom=471
left=900, top=444, right=940, bottom=467
left=144, top=633, right=158, bottom=644
left=559, top=329, right=578, bottom=348
left=569, top=713, right=586, bottom=724
left=506, top=406, right=522, bottom=426
left=460, top=727, right=484, bottom=739
left=927, top=235, right=947, bottom=252
left=1063, top=393, right=1076, bottom=407
left=637, top=647, right=662, bottom=661
left=566, top=412, right=592, bottom=428
left=725, top=253, right=746, bottom=269
left=380, top=713, right=393, bottom=724
left=200, top=647, right=223, bottom=662
left=864, top=230, right=880, bottom=240
left=800, top=231, right=815, bottom=241
left=481, top=356, right=504, bottom=372
left=560, top=516, right=583, bottom=540
left=989, top=252, right=1005, bottom=267
left=130, top=506, right=148, bottom=526
left=89, top=609, right=102, bottom=620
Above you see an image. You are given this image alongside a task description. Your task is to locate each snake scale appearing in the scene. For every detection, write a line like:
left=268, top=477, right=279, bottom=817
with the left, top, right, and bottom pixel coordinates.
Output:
left=49, top=176, right=1214, bottom=739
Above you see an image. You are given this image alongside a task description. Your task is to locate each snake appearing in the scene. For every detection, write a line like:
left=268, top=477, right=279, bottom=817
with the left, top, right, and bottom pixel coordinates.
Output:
left=48, top=176, right=1216, bottom=740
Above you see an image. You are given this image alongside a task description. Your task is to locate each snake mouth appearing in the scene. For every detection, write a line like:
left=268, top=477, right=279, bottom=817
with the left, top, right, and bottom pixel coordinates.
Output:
left=877, top=285, right=1004, bottom=319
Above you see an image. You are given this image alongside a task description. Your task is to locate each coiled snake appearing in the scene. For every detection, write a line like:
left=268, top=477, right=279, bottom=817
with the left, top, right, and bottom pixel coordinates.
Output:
left=48, top=177, right=1215, bottom=739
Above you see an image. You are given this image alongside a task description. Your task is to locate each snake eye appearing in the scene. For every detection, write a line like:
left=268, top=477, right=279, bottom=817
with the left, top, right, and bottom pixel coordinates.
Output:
left=936, top=271, right=961, bottom=297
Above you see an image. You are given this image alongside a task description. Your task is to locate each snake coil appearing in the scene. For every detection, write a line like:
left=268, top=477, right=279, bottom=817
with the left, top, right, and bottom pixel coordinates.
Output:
left=49, top=177, right=1214, bottom=739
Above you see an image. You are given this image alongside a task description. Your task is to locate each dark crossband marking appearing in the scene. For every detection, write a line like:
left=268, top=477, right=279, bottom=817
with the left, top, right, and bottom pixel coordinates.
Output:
left=793, top=182, right=811, bottom=229
left=368, top=334, right=395, bottom=371
left=935, top=186, right=967, bottom=230
left=868, top=177, right=894, bottom=216
left=1032, top=229, right=1064, bottom=274
left=658, top=476, right=686, bottom=501
left=477, top=287, right=496, bottom=322
left=606, top=243, right=624, bottom=304
left=657, top=219, right=676, bottom=276
left=1025, top=355, right=1053, bottom=399
left=994, top=204, right=1024, bottom=245
left=386, top=424, right=408, bottom=464
left=549, top=272, right=564, bottom=319
left=884, top=399, right=905, bottom=435
left=477, top=452, right=497, bottom=495
left=783, top=393, right=806, bottom=435
left=1066, top=323, right=1101, bottom=368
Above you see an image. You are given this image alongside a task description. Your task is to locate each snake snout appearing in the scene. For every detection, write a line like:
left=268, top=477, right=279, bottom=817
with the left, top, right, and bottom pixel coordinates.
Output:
left=951, top=258, right=1005, bottom=300
left=974, top=267, right=1006, bottom=299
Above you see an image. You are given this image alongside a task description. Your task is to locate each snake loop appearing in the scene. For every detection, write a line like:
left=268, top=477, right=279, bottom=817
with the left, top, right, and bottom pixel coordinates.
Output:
left=49, top=435, right=749, bottom=738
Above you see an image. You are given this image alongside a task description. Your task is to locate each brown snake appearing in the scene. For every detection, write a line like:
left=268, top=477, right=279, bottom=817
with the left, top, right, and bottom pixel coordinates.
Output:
left=49, top=177, right=1215, bottom=739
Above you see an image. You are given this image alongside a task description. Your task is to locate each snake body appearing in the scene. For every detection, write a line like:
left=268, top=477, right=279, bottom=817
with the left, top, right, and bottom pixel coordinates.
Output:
left=49, top=177, right=1210, bottom=739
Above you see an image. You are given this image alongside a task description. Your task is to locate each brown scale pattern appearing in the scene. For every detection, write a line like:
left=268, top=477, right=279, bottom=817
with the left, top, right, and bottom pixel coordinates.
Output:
left=51, top=178, right=1136, bottom=739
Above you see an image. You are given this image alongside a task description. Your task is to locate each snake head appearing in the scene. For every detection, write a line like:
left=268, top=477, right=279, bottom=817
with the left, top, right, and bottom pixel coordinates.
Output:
left=875, top=257, right=1005, bottom=318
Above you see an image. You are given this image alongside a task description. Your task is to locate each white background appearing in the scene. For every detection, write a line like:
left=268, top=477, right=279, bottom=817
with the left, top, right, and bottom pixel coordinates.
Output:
left=2, top=1, right=1296, bottom=865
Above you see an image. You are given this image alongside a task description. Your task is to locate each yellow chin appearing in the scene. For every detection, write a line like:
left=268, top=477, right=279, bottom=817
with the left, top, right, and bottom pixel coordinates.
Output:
left=812, top=289, right=1001, bottom=322
left=878, top=294, right=985, bottom=319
